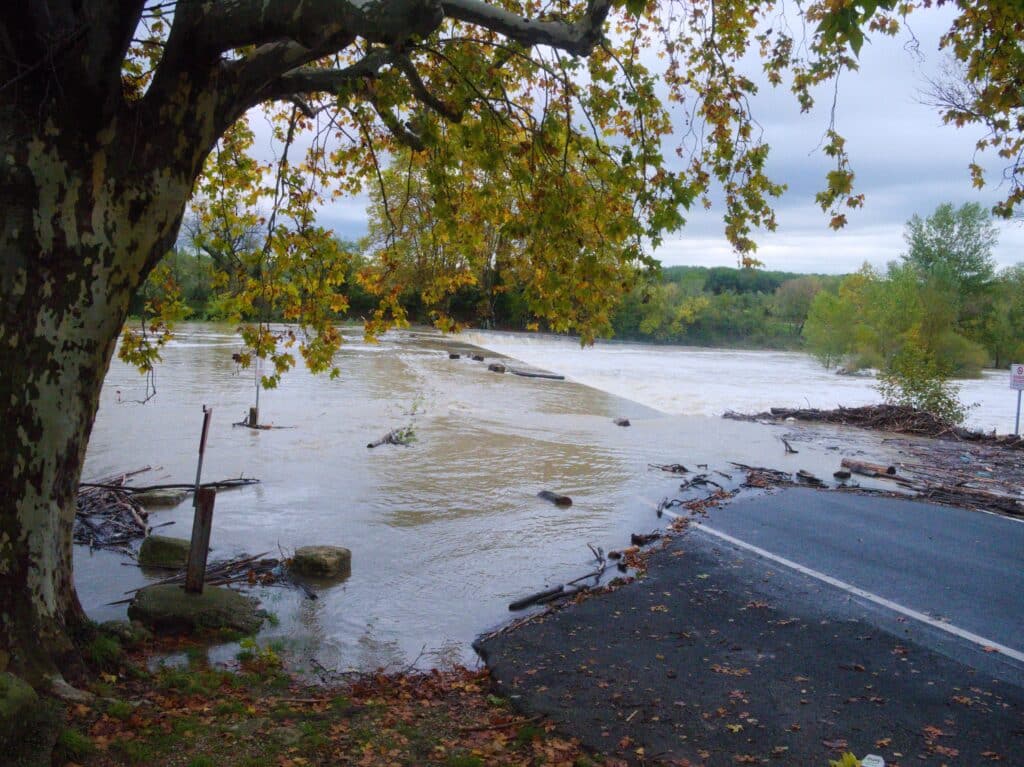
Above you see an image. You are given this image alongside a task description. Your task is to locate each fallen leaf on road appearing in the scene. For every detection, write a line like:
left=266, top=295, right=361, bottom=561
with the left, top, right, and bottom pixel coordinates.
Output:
left=822, top=738, right=849, bottom=750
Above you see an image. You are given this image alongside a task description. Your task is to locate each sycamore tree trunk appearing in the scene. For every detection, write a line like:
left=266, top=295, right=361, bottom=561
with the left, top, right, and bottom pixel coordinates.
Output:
left=0, top=111, right=198, bottom=685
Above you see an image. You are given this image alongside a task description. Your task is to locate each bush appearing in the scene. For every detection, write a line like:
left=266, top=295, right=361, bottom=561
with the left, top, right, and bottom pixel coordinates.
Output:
left=876, top=344, right=967, bottom=425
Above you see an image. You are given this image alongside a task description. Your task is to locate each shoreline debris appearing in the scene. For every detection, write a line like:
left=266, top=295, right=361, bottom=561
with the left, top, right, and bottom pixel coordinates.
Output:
left=724, top=404, right=1023, bottom=447
left=75, top=469, right=261, bottom=552
left=111, top=551, right=318, bottom=605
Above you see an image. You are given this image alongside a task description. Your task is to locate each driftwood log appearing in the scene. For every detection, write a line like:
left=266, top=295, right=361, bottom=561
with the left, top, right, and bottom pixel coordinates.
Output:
left=510, top=369, right=566, bottom=380
left=508, top=544, right=607, bottom=611
left=840, top=458, right=897, bottom=477
left=537, top=490, right=573, bottom=506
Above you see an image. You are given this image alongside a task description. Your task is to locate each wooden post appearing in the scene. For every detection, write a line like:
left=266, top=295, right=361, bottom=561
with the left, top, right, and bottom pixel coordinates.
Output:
left=185, top=487, right=215, bottom=594
left=248, top=406, right=259, bottom=427
left=193, top=406, right=212, bottom=507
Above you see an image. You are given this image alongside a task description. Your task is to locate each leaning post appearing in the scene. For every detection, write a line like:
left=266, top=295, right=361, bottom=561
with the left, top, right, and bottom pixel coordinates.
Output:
left=185, top=488, right=216, bottom=594
left=185, top=406, right=215, bottom=593
left=193, top=405, right=212, bottom=506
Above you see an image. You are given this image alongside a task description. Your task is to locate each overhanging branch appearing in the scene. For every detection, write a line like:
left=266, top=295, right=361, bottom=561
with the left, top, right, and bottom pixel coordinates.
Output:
left=440, top=0, right=611, bottom=57
left=395, top=54, right=463, bottom=122
left=255, top=50, right=393, bottom=104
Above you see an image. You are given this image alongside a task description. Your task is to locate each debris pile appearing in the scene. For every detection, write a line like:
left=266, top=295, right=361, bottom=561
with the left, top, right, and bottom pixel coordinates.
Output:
left=75, top=468, right=261, bottom=553
left=112, top=552, right=318, bottom=605
left=725, top=404, right=1023, bottom=446
left=75, top=469, right=152, bottom=552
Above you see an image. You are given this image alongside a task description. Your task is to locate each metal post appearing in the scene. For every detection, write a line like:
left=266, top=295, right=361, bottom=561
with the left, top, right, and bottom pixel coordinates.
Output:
left=185, top=488, right=215, bottom=594
left=193, top=406, right=212, bottom=507
left=1016, top=389, right=1021, bottom=436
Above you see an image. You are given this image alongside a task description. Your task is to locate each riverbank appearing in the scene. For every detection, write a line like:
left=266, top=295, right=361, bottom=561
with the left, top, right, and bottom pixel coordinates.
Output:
left=46, top=635, right=606, bottom=767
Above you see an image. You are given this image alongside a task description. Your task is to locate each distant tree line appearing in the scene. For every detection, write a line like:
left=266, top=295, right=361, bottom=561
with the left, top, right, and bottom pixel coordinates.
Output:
left=139, top=201, right=1022, bottom=376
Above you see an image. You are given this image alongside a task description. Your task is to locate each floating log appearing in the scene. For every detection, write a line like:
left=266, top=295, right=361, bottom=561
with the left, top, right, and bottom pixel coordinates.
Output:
left=487, top=363, right=507, bottom=374
left=449, top=353, right=461, bottom=359
left=613, top=418, right=631, bottom=427
left=509, top=585, right=564, bottom=611
left=781, top=437, right=799, bottom=454
left=510, top=369, right=566, bottom=380
left=471, top=354, right=484, bottom=362
left=80, top=478, right=260, bottom=493
left=840, top=458, right=897, bottom=478
left=538, top=490, right=572, bottom=507
left=833, top=469, right=852, bottom=480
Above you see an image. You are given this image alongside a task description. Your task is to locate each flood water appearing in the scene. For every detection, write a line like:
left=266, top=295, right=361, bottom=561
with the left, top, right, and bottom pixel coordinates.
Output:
left=76, top=324, right=1012, bottom=671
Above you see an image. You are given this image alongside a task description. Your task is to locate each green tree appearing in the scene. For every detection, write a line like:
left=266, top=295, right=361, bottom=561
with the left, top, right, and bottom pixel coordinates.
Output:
left=2, top=0, right=1023, bottom=690
left=981, top=264, right=1024, bottom=367
left=804, top=289, right=857, bottom=368
left=876, top=336, right=967, bottom=425
left=774, top=276, right=823, bottom=335
left=902, top=202, right=997, bottom=300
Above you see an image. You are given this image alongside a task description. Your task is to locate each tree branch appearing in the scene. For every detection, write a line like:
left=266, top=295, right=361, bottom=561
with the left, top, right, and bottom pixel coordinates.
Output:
left=253, top=49, right=393, bottom=105
left=394, top=54, right=463, bottom=122
left=440, top=0, right=611, bottom=57
left=185, top=0, right=443, bottom=54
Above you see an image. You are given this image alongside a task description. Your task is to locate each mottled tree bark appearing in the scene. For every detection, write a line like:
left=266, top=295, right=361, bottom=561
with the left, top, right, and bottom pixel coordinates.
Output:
left=0, top=108, right=199, bottom=683
left=0, top=0, right=608, bottom=687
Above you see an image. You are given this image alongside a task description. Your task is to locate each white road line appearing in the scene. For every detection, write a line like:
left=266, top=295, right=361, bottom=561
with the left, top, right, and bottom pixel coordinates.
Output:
left=660, top=509, right=1024, bottom=664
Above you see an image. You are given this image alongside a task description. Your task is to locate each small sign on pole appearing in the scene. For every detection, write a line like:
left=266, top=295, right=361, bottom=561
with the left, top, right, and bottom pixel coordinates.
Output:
left=1011, top=364, right=1024, bottom=436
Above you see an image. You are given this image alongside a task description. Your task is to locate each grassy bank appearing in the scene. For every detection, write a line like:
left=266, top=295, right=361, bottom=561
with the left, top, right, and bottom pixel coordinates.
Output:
left=54, top=633, right=610, bottom=767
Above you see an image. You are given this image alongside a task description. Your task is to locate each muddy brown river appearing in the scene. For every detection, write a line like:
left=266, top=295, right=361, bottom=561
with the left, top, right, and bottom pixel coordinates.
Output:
left=77, top=323, right=908, bottom=671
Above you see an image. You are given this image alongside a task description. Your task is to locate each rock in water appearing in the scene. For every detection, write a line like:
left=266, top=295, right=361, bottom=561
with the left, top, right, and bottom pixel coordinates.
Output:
left=138, top=535, right=191, bottom=568
left=488, top=363, right=507, bottom=373
left=291, top=545, right=352, bottom=579
left=613, top=417, right=631, bottom=427
left=471, top=354, right=484, bottom=362
left=128, top=584, right=264, bottom=634
left=449, top=352, right=461, bottom=359
left=99, top=620, right=153, bottom=648
left=133, top=488, right=189, bottom=508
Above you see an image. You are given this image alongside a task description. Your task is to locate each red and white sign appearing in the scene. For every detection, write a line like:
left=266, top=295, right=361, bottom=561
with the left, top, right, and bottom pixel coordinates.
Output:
left=1012, top=363, right=1024, bottom=391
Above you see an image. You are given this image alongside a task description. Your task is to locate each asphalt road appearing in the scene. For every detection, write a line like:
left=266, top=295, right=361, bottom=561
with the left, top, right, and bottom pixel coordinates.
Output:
left=478, top=489, right=1024, bottom=765
left=692, top=488, right=1024, bottom=666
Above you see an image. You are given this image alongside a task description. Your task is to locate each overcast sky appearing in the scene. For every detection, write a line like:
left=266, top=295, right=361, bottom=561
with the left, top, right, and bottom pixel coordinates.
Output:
left=306, top=7, right=1023, bottom=276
